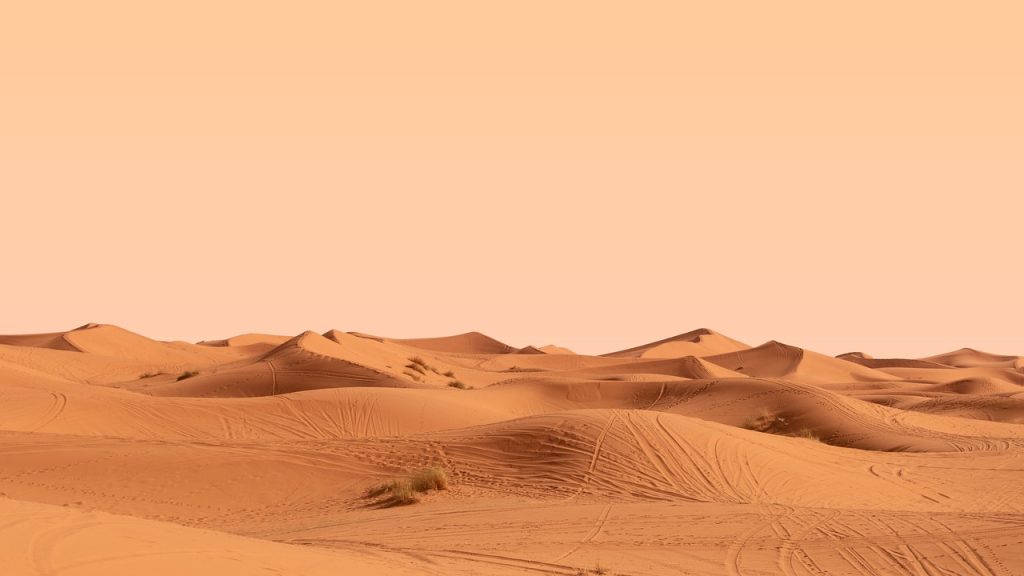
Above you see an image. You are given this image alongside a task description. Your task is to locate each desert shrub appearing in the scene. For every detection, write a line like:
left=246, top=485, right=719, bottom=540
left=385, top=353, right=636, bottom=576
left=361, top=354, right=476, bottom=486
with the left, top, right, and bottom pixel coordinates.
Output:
left=744, top=409, right=825, bottom=444
left=742, top=407, right=785, bottom=432
left=409, top=356, right=427, bottom=367
left=405, top=362, right=426, bottom=374
left=409, top=466, right=449, bottom=492
left=367, top=479, right=419, bottom=507
left=447, top=380, right=467, bottom=389
left=176, top=370, right=199, bottom=381
left=443, top=370, right=455, bottom=378
left=790, top=428, right=823, bottom=442
left=387, top=481, right=418, bottom=504
left=366, top=466, right=449, bottom=508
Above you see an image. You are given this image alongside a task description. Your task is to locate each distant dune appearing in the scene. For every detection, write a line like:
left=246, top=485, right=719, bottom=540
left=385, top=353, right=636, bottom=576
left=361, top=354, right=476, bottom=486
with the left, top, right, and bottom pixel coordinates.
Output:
left=602, top=328, right=750, bottom=358
left=1, top=324, right=1021, bottom=575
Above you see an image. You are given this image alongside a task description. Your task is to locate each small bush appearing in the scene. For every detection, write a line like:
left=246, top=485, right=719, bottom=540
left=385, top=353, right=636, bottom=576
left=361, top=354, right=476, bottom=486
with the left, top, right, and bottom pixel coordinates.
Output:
left=443, top=370, right=455, bottom=378
left=409, top=356, right=427, bottom=367
left=743, top=407, right=786, bottom=432
left=409, top=466, right=449, bottom=492
left=387, top=481, right=418, bottom=505
left=176, top=371, right=199, bottom=381
left=790, top=428, right=823, bottom=442
left=744, top=409, right=825, bottom=444
left=405, top=362, right=426, bottom=374
left=366, top=467, right=449, bottom=508
left=447, top=380, right=467, bottom=390
left=367, top=479, right=419, bottom=507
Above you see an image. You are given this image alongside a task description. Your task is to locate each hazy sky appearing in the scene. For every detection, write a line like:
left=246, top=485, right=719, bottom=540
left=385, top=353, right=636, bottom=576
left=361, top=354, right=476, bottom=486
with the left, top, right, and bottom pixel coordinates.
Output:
left=2, top=2, right=1021, bottom=357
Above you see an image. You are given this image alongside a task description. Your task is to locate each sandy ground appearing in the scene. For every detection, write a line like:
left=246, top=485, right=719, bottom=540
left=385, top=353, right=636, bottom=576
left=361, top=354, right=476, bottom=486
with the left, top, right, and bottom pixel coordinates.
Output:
left=1, top=324, right=1022, bottom=575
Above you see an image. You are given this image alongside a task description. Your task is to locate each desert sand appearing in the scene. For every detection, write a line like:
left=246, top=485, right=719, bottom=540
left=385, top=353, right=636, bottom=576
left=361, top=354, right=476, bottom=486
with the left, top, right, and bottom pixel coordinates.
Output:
left=1, top=323, right=1022, bottom=575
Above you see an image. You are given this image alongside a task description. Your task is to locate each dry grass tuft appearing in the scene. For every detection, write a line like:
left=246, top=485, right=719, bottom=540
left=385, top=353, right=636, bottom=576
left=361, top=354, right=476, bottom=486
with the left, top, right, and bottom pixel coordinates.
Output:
left=176, top=371, right=199, bottom=381
left=743, top=409, right=827, bottom=444
left=447, top=380, right=468, bottom=389
left=789, top=428, right=823, bottom=442
left=366, top=466, right=449, bottom=508
left=742, top=407, right=786, bottom=432
left=365, top=479, right=419, bottom=507
left=409, top=466, right=449, bottom=492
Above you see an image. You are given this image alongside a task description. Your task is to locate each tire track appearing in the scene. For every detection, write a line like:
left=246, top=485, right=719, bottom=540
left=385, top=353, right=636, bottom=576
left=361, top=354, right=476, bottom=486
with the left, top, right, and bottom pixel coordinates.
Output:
left=646, top=382, right=667, bottom=409
left=566, top=411, right=619, bottom=500
left=32, top=392, right=67, bottom=432
left=549, top=504, right=612, bottom=563
left=725, top=508, right=773, bottom=576
left=618, top=410, right=690, bottom=497
left=266, top=359, right=277, bottom=396
left=31, top=517, right=94, bottom=576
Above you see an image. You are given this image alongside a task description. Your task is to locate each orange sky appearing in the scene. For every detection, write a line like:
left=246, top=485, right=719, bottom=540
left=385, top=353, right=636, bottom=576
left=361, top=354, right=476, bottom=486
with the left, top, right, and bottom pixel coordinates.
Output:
left=2, top=2, right=1021, bottom=357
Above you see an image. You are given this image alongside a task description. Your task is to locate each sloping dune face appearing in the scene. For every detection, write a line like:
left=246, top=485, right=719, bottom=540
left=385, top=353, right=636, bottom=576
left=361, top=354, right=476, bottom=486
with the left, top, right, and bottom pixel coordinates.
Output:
left=387, top=331, right=517, bottom=354
left=603, top=328, right=750, bottom=359
left=0, top=325, right=1022, bottom=575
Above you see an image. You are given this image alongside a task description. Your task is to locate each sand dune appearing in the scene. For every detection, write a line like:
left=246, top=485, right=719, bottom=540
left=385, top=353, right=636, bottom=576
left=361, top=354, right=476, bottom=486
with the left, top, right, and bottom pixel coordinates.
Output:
left=879, top=364, right=1024, bottom=387
left=386, top=331, right=516, bottom=354
left=539, top=344, right=575, bottom=355
left=705, top=340, right=899, bottom=385
left=198, top=332, right=293, bottom=348
left=0, top=328, right=82, bottom=351
left=144, top=331, right=415, bottom=397
left=0, top=498, right=429, bottom=576
left=562, top=355, right=747, bottom=381
left=838, top=351, right=954, bottom=370
left=922, top=347, right=1022, bottom=369
left=1, top=324, right=1021, bottom=575
left=603, top=328, right=749, bottom=358
left=0, top=324, right=260, bottom=385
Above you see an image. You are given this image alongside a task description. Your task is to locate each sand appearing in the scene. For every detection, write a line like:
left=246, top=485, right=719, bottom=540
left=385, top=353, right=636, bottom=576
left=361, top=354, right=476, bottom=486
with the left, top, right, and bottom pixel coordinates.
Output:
left=1, top=324, right=1021, bottom=575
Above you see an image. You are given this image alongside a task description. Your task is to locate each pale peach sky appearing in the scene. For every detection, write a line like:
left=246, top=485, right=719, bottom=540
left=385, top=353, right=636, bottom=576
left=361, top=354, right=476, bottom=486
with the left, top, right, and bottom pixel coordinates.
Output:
left=1, top=2, right=1021, bottom=357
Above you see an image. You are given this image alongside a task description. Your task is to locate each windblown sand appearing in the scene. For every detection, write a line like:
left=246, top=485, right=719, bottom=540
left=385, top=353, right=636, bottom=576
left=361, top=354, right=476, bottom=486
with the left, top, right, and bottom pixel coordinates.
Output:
left=1, top=324, right=1022, bottom=575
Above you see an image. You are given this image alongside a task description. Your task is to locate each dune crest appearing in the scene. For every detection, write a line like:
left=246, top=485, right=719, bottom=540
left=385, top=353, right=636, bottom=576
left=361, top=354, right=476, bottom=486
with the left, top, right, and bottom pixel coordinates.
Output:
left=387, top=331, right=516, bottom=354
left=603, top=328, right=750, bottom=358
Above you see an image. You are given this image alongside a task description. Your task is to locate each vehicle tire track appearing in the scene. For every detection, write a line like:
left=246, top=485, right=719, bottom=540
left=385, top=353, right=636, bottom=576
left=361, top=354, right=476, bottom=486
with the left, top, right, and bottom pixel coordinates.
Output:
left=549, top=504, right=613, bottom=563
left=266, top=359, right=277, bottom=396
left=32, top=392, right=67, bottom=432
